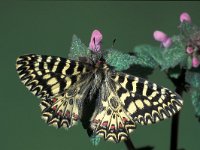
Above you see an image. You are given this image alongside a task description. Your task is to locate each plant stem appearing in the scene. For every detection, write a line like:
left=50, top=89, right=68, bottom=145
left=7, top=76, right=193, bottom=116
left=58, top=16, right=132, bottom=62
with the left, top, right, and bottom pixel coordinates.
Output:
left=170, top=111, right=180, bottom=150
left=124, top=137, right=136, bottom=150
left=170, top=86, right=183, bottom=150
left=168, top=69, right=186, bottom=150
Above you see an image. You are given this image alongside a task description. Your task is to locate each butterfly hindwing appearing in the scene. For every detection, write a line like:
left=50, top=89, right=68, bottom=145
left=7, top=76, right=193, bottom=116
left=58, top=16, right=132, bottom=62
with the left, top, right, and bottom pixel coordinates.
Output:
left=16, top=54, right=93, bottom=128
left=111, top=72, right=183, bottom=125
left=40, top=79, right=91, bottom=128
left=90, top=80, right=136, bottom=142
left=41, top=71, right=94, bottom=128
left=40, top=94, right=80, bottom=128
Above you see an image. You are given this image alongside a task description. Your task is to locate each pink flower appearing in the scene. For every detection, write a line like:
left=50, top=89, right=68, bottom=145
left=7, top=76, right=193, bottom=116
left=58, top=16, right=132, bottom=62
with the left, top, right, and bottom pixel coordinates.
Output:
left=180, top=12, right=192, bottom=23
left=192, top=56, right=200, bottom=68
left=162, top=37, right=172, bottom=48
left=153, top=30, right=168, bottom=42
left=186, top=46, right=194, bottom=54
left=89, top=30, right=103, bottom=52
left=153, top=30, right=172, bottom=48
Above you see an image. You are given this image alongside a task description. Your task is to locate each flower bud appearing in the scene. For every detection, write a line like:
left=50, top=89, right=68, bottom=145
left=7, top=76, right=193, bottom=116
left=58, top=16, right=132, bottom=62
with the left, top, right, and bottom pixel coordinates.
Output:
left=180, top=12, right=192, bottom=23
left=186, top=46, right=194, bottom=54
left=162, top=37, right=172, bottom=48
left=192, top=56, right=200, bottom=68
left=153, top=30, right=168, bottom=42
left=89, top=30, right=103, bottom=52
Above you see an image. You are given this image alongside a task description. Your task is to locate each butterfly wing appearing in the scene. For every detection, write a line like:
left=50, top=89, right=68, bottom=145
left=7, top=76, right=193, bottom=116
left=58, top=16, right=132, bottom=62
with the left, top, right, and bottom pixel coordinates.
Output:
left=90, top=79, right=136, bottom=142
left=110, top=72, right=183, bottom=125
left=16, top=54, right=93, bottom=128
left=90, top=71, right=183, bottom=142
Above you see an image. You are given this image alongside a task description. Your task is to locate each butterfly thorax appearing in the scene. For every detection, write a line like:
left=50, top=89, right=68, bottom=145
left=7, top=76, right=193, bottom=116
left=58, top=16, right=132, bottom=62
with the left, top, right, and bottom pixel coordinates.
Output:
left=77, top=54, right=110, bottom=102
left=89, top=61, right=110, bottom=101
left=94, top=61, right=109, bottom=72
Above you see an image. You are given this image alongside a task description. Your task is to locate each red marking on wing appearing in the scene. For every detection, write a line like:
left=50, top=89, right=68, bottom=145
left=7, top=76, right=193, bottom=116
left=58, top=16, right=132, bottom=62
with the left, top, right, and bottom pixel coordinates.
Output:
left=52, top=98, right=57, bottom=103
left=122, top=117, right=127, bottom=123
left=57, top=110, right=62, bottom=116
left=111, top=124, right=115, bottom=130
left=52, top=106, right=57, bottom=110
left=73, top=113, right=79, bottom=121
left=102, top=121, right=108, bottom=127
left=119, top=122, right=123, bottom=128
left=66, top=111, right=70, bottom=117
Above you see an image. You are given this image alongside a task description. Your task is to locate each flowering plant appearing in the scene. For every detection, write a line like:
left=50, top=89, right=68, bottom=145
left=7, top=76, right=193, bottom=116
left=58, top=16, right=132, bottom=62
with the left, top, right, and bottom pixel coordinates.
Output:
left=66, top=12, right=199, bottom=150
left=130, top=12, right=200, bottom=150
left=131, top=12, right=200, bottom=120
left=69, top=12, right=200, bottom=121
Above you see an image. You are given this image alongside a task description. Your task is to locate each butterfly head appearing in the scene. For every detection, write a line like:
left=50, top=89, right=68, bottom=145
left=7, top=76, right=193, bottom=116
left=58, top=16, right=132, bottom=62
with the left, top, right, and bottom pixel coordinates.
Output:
left=89, top=51, right=103, bottom=63
left=95, top=59, right=104, bottom=68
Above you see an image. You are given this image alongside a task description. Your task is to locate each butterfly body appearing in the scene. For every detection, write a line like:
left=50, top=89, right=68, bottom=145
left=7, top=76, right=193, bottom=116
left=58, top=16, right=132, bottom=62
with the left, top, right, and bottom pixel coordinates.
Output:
left=16, top=54, right=183, bottom=143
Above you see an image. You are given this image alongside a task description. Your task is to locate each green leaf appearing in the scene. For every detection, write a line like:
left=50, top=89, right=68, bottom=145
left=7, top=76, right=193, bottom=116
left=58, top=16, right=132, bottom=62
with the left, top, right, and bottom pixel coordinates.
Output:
left=104, top=48, right=135, bottom=71
left=133, top=45, right=162, bottom=68
left=186, top=56, right=192, bottom=69
left=90, top=134, right=101, bottom=146
left=133, top=36, right=187, bottom=70
left=160, top=36, right=187, bottom=70
left=185, top=70, right=200, bottom=88
left=68, top=35, right=91, bottom=60
left=180, top=22, right=199, bottom=38
left=191, top=89, right=200, bottom=119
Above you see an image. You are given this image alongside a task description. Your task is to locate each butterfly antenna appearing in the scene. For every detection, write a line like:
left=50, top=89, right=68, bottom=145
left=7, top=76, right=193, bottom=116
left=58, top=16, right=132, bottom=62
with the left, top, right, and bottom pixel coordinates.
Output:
left=112, top=38, right=116, bottom=47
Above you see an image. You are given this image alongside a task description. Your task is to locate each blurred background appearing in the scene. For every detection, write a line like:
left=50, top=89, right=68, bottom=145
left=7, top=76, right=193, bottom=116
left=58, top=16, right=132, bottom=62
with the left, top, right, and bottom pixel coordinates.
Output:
left=0, top=1, right=200, bottom=150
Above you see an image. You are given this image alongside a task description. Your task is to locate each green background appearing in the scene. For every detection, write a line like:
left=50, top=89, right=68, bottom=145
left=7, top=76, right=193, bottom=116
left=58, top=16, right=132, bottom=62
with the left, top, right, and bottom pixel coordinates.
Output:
left=1, top=1, right=200, bottom=150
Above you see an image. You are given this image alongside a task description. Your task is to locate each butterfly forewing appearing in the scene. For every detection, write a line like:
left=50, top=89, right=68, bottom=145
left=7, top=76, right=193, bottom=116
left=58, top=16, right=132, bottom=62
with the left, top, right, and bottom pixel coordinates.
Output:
left=16, top=54, right=93, bottom=128
left=40, top=77, right=92, bottom=128
left=16, top=54, right=92, bottom=98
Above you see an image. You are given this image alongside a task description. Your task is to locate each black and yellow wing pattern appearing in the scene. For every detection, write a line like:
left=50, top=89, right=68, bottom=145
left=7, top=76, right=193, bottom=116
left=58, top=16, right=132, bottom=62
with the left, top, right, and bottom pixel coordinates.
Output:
left=90, top=72, right=183, bottom=142
left=16, top=54, right=93, bottom=128
left=16, top=54, right=183, bottom=143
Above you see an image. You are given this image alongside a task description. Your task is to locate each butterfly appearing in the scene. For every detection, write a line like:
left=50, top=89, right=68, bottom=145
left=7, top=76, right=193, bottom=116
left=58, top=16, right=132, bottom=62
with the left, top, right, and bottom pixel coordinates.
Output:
left=16, top=52, right=183, bottom=143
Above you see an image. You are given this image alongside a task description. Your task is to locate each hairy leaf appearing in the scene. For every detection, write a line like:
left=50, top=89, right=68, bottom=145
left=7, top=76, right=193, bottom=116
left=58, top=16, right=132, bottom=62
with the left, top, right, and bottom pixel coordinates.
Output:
left=105, top=48, right=135, bottom=71
left=191, top=89, right=200, bottom=119
left=68, top=35, right=91, bottom=60
left=185, top=70, right=200, bottom=88
left=133, top=45, right=161, bottom=68
left=160, top=36, right=187, bottom=70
